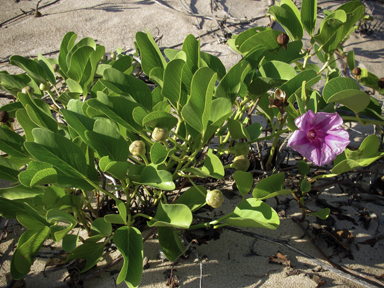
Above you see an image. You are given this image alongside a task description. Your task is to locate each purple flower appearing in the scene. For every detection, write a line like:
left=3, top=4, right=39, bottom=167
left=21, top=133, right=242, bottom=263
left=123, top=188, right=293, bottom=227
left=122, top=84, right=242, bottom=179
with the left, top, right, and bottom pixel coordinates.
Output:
left=287, top=110, right=350, bottom=166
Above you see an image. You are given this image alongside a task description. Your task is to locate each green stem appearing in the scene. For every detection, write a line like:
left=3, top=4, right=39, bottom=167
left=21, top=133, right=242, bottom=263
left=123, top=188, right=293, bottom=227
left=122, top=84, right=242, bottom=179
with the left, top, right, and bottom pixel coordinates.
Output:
left=46, top=89, right=61, bottom=110
left=132, top=213, right=153, bottom=220
left=248, top=128, right=289, bottom=143
left=266, top=118, right=286, bottom=169
left=140, top=154, right=149, bottom=165
left=85, top=178, right=119, bottom=202
left=317, top=53, right=331, bottom=75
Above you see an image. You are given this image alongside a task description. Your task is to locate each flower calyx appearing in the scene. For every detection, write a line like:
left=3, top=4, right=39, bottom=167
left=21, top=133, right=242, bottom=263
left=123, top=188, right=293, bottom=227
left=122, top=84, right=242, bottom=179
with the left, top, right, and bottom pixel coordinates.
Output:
left=129, top=140, right=146, bottom=156
left=269, top=88, right=289, bottom=119
left=152, top=127, right=169, bottom=142
left=206, top=189, right=225, bottom=209
left=277, top=33, right=289, bottom=50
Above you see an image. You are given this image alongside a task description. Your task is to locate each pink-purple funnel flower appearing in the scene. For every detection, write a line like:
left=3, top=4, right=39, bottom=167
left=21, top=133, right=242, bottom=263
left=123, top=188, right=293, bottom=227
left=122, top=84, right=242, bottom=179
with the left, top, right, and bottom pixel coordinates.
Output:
left=287, top=110, right=350, bottom=166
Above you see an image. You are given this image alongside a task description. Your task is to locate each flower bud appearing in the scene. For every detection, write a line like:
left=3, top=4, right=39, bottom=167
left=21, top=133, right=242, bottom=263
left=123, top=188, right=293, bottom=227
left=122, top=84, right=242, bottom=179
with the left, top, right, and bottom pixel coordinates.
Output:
left=0, top=111, right=10, bottom=123
left=234, top=142, right=249, bottom=156
left=39, top=81, right=50, bottom=91
left=129, top=140, right=146, bottom=156
left=206, top=189, right=225, bottom=209
left=378, top=78, right=384, bottom=89
left=233, top=155, right=250, bottom=172
left=352, top=67, right=361, bottom=77
left=52, top=63, right=60, bottom=73
left=21, top=86, right=34, bottom=95
left=277, top=33, right=289, bottom=50
left=110, top=52, right=116, bottom=60
left=152, top=127, right=169, bottom=142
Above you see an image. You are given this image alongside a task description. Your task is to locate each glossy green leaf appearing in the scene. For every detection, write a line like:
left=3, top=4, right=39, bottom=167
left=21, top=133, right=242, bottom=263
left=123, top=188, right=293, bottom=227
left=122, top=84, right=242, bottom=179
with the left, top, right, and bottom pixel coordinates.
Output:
left=99, top=156, right=129, bottom=180
left=58, top=32, right=77, bottom=77
left=149, top=67, right=164, bottom=88
left=300, top=178, right=311, bottom=193
left=0, top=126, right=29, bottom=158
left=174, top=185, right=207, bottom=212
left=0, top=185, right=43, bottom=201
left=43, top=186, right=66, bottom=209
left=359, top=68, right=384, bottom=94
left=63, top=233, right=79, bottom=252
left=265, top=40, right=304, bottom=64
left=347, top=50, right=355, bottom=71
left=226, top=198, right=280, bottom=230
left=91, top=218, right=112, bottom=237
left=148, top=202, right=192, bottom=229
left=181, top=35, right=200, bottom=92
left=134, top=165, right=175, bottom=191
left=114, top=226, right=143, bottom=287
left=158, top=227, right=184, bottom=262
left=0, top=72, right=34, bottom=97
left=37, top=54, right=56, bottom=85
left=253, top=173, right=292, bottom=200
left=234, top=171, right=253, bottom=197
left=301, top=0, right=317, bottom=36
left=200, top=51, right=226, bottom=80
left=67, top=46, right=94, bottom=83
left=19, top=161, right=57, bottom=187
left=246, top=123, right=262, bottom=142
left=66, top=242, right=104, bottom=272
left=239, top=29, right=282, bottom=53
left=242, top=45, right=267, bottom=69
left=182, top=67, right=216, bottom=134
left=298, top=160, right=310, bottom=176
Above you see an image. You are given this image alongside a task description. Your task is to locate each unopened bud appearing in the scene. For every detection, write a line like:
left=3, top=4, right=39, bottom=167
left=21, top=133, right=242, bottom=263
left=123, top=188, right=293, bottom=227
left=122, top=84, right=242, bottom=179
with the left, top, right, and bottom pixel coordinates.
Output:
left=277, top=33, right=289, bottom=50
left=352, top=67, right=361, bottom=76
left=206, top=189, right=225, bottom=209
left=21, top=86, right=34, bottom=95
left=129, top=140, right=146, bottom=156
left=152, top=127, right=169, bottom=142
left=233, top=155, right=250, bottom=172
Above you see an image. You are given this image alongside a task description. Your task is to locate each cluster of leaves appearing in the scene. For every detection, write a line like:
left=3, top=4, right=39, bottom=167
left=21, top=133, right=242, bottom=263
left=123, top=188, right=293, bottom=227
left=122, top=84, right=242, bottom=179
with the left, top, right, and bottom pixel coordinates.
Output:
left=0, top=0, right=383, bottom=286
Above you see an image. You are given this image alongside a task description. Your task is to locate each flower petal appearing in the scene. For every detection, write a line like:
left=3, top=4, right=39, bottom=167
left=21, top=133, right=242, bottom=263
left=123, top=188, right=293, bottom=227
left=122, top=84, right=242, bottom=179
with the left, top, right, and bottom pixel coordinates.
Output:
left=311, top=112, right=343, bottom=133
left=294, top=109, right=315, bottom=132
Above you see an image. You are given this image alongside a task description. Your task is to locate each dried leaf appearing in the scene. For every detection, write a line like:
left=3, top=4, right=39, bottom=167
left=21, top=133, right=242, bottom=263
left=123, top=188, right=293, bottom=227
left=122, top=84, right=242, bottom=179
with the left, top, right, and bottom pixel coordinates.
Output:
left=358, top=235, right=384, bottom=247
left=312, top=275, right=327, bottom=287
left=335, top=229, right=354, bottom=243
left=269, top=251, right=291, bottom=267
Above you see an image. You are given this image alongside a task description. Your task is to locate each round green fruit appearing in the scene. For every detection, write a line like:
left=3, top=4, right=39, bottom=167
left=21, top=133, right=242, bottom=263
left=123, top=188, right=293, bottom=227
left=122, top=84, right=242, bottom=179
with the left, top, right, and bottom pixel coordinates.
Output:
left=233, top=155, right=250, bottom=172
left=39, top=82, right=50, bottom=91
left=129, top=140, right=146, bottom=156
left=152, top=127, right=169, bottom=142
left=21, top=86, right=34, bottom=95
left=206, top=189, right=225, bottom=209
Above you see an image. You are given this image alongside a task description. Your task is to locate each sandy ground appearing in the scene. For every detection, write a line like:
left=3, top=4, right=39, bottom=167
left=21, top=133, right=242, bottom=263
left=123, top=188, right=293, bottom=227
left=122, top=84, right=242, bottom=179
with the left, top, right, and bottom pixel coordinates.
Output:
left=1, top=0, right=384, bottom=287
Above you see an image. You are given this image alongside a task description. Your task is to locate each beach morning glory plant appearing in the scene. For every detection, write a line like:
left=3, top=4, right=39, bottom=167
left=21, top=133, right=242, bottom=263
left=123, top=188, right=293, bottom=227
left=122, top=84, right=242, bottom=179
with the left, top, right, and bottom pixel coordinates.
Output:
left=288, top=110, right=350, bottom=166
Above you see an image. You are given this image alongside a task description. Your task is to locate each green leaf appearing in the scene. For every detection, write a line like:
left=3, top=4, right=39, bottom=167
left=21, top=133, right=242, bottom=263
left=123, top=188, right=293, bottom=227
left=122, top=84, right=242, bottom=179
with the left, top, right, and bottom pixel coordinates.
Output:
left=37, top=54, right=56, bottom=85
left=0, top=72, right=34, bottom=97
left=301, top=0, right=317, bottom=36
left=215, top=60, right=252, bottom=102
left=242, top=45, right=267, bottom=69
left=136, top=30, right=167, bottom=75
left=268, top=1, right=303, bottom=40
left=85, top=119, right=129, bottom=161
left=181, top=67, right=216, bottom=134
left=63, top=234, right=79, bottom=252
left=253, top=173, right=292, bottom=200
left=201, top=149, right=224, bottom=180
left=113, top=226, right=143, bottom=287
left=149, top=67, right=164, bottom=88
left=46, top=208, right=77, bottom=242
left=347, top=50, right=355, bottom=71
left=234, top=171, right=253, bottom=197
left=43, top=185, right=66, bottom=209
left=148, top=202, right=192, bottom=229
left=24, top=128, right=87, bottom=179
left=134, top=165, right=175, bottom=191
left=0, top=124, right=30, bottom=157
left=150, top=142, right=168, bottom=165
left=300, top=178, right=311, bottom=193
left=142, top=111, right=178, bottom=131
left=323, top=77, right=370, bottom=113
left=298, top=160, right=310, bottom=176
left=246, top=123, right=262, bottom=142
left=102, top=68, right=152, bottom=111
left=158, top=227, right=184, bottom=262
left=0, top=157, right=19, bottom=182
left=181, top=35, right=200, bottom=92
left=66, top=242, right=104, bottom=273
left=99, top=156, right=129, bottom=180
left=174, top=185, right=207, bottom=212
left=19, top=161, right=57, bottom=187
left=162, top=58, right=186, bottom=109
left=67, top=46, right=94, bottom=83
left=91, top=218, right=112, bottom=237
left=265, top=40, right=304, bottom=64
left=239, top=29, right=282, bottom=53
left=11, top=227, right=50, bottom=280
left=309, top=208, right=330, bottom=220
left=226, top=198, right=280, bottom=230
left=58, top=32, right=77, bottom=77
left=0, top=185, right=43, bottom=201
left=10, top=55, right=47, bottom=84
left=200, top=51, right=226, bottom=80
left=227, top=119, right=250, bottom=140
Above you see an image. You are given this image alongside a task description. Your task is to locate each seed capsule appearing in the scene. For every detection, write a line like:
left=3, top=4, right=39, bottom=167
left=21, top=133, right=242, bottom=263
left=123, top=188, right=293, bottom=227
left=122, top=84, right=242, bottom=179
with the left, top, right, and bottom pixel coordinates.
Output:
left=129, top=140, right=146, bottom=156
left=378, top=78, right=384, bottom=89
left=206, top=189, right=225, bottom=209
left=277, top=33, right=289, bottom=50
left=233, top=155, right=250, bottom=172
left=352, top=67, right=361, bottom=76
left=152, top=127, right=169, bottom=142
